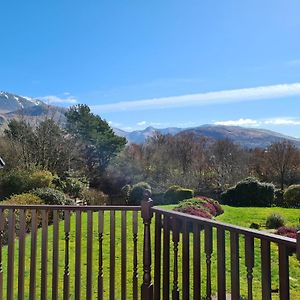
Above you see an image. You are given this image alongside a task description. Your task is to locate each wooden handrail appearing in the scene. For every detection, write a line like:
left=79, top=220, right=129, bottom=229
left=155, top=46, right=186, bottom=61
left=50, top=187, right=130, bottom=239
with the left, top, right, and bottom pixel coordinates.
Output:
left=152, top=207, right=297, bottom=249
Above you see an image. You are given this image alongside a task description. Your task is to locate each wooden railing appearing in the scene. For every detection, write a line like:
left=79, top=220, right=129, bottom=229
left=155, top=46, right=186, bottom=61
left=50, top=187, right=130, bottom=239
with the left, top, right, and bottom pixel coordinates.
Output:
left=0, top=199, right=299, bottom=299
left=150, top=204, right=300, bottom=300
left=0, top=204, right=142, bottom=300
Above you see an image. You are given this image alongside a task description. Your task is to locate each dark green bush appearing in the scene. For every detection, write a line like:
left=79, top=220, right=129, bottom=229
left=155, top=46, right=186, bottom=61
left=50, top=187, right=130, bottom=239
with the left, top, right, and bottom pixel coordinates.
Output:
left=283, top=185, right=300, bottom=208
left=266, top=213, right=285, bottom=229
left=128, top=182, right=151, bottom=205
left=32, top=188, right=73, bottom=205
left=220, top=177, right=275, bottom=207
left=274, top=189, right=284, bottom=207
left=164, top=185, right=194, bottom=204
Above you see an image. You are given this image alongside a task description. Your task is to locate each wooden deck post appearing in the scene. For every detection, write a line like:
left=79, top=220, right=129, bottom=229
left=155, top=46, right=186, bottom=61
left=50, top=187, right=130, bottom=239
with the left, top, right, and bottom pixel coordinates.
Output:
left=141, top=192, right=154, bottom=300
left=297, top=231, right=300, bottom=261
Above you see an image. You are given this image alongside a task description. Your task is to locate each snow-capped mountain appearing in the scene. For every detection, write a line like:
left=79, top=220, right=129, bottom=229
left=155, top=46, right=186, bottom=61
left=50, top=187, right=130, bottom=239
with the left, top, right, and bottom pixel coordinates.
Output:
left=0, top=91, right=45, bottom=113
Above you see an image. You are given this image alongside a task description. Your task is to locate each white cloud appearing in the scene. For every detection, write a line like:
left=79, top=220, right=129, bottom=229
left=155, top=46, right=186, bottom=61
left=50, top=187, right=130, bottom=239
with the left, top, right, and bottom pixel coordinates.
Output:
left=264, top=118, right=300, bottom=125
left=90, top=82, right=300, bottom=113
left=137, top=121, right=147, bottom=126
left=40, top=95, right=78, bottom=104
left=214, top=118, right=259, bottom=126
left=214, top=117, right=300, bottom=127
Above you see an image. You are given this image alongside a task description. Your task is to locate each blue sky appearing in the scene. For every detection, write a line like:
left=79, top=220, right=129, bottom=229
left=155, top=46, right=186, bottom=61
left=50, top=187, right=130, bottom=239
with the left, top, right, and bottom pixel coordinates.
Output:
left=1, top=1, right=300, bottom=136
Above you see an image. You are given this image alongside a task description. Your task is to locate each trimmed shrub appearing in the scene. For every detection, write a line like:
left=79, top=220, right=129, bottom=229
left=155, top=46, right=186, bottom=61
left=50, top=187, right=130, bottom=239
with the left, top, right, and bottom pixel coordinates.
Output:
left=164, top=185, right=194, bottom=204
left=174, top=197, right=223, bottom=218
left=175, top=206, right=213, bottom=219
left=283, top=185, right=300, bottom=208
left=220, top=177, right=275, bottom=207
left=276, top=226, right=297, bottom=239
left=2, top=193, right=43, bottom=206
left=266, top=213, right=285, bottom=229
left=128, top=182, right=151, bottom=205
left=32, top=188, right=73, bottom=205
left=82, top=188, right=109, bottom=205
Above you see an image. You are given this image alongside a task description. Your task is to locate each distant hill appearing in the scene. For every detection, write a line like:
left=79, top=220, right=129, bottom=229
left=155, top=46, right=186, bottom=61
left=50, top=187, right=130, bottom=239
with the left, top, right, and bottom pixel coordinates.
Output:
left=114, top=125, right=300, bottom=148
left=0, top=91, right=66, bottom=126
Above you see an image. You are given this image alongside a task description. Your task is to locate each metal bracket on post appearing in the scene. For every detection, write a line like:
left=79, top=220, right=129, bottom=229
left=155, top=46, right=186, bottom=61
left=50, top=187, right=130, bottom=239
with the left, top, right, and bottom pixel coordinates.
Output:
left=297, top=231, right=300, bottom=261
left=141, top=190, right=154, bottom=300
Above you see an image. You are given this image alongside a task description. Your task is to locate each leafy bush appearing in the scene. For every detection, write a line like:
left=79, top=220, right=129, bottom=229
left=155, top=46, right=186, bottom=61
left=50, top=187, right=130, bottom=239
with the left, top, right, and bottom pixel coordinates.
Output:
left=128, top=182, right=151, bottom=205
left=53, top=171, right=89, bottom=198
left=82, top=188, right=109, bottom=205
left=266, top=213, right=285, bottom=229
left=32, top=188, right=73, bottom=205
left=276, top=226, right=297, bottom=239
left=0, top=169, right=54, bottom=199
left=164, top=185, right=194, bottom=204
left=28, top=170, right=54, bottom=190
left=1, top=193, right=43, bottom=244
left=220, top=177, right=275, bottom=207
left=283, top=185, right=300, bottom=208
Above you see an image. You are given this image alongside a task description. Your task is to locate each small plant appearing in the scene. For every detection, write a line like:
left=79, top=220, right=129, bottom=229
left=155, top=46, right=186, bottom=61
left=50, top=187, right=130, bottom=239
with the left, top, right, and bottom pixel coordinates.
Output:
left=250, top=223, right=260, bottom=229
left=276, top=226, right=297, bottom=239
left=266, top=213, right=285, bottom=229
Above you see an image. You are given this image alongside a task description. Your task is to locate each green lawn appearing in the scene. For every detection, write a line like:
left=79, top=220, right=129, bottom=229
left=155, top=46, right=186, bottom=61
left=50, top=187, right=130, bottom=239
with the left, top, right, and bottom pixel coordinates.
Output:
left=1, top=206, right=299, bottom=299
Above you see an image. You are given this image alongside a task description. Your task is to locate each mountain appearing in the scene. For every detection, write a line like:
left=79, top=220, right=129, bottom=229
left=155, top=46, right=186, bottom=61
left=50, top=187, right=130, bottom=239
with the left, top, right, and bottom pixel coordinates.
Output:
left=0, top=91, right=66, bottom=125
left=114, top=125, right=300, bottom=148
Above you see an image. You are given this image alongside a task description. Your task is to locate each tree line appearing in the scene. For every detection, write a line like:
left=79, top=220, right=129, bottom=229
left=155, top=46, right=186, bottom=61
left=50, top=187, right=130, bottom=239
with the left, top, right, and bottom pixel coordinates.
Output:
left=1, top=104, right=300, bottom=201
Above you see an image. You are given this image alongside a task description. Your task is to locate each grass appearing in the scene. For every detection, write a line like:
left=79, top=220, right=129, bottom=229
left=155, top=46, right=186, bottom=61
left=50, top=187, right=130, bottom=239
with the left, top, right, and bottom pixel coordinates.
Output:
left=1, top=205, right=300, bottom=299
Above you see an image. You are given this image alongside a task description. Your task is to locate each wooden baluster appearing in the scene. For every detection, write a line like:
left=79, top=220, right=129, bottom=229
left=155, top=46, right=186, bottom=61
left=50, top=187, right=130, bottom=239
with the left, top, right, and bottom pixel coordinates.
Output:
left=278, top=244, right=290, bottom=300
left=141, top=197, right=154, bottom=300
left=297, top=231, right=300, bottom=261
left=63, top=210, right=70, bottom=300
left=230, top=231, right=240, bottom=300
left=182, top=220, right=190, bottom=300
left=0, top=209, right=3, bottom=300
left=110, top=210, right=115, bottom=300
left=154, top=213, right=162, bottom=300
left=245, top=236, right=254, bottom=300
left=29, top=209, right=38, bottom=300
left=75, top=210, right=82, bottom=300
left=52, top=210, right=59, bottom=300
left=7, top=209, right=15, bottom=300
left=217, top=227, right=226, bottom=300
left=132, top=211, right=138, bottom=300
left=172, top=218, right=180, bottom=300
left=18, top=209, right=26, bottom=300
left=98, top=211, right=104, bottom=300
left=163, top=215, right=170, bottom=300
left=205, top=225, right=213, bottom=300
left=261, top=240, right=271, bottom=300
left=193, top=223, right=201, bottom=300
left=41, top=210, right=49, bottom=300
left=121, top=211, right=127, bottom=300
left=87, top=210, right=93, bottom=300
